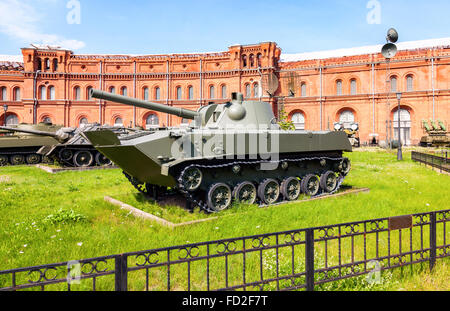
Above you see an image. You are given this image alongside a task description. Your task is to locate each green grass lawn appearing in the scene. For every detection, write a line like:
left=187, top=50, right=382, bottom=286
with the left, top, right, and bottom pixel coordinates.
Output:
left=0, top=149, right=448, bottom=291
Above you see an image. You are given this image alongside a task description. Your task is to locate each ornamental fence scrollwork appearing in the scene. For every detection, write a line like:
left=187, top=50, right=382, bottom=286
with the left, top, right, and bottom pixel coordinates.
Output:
left=0, top=209, right=448, bottom=291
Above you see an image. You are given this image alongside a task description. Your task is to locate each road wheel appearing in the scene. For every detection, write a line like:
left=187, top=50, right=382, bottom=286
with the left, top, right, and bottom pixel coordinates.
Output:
left=281, top=177, right=301, bottom=201
left=340, top=158, right=351, bottom=175
left=0, top=155, right=8, bottom=166
left=180, top=166, right=203, bottom=192
left=95, top=152, right=112, bottom=166
left=320, top=171, right=338, bottom=193
left=207, top=183, right=232, bottom=212
left=10, top=154, right=25, bottom=165
left=73, top=151, right=94, bottom=167
left=258, top=178, right=280, bottom=205
left=233, top=181, right=257, bottom=205
left=59, top=148, right=73, bottom=162
left=26, top=154, right=41, bottom=165
left=300, top=174, right=320, bottom=197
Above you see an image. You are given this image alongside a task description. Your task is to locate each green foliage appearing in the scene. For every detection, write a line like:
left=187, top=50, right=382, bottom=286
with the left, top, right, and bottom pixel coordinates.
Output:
left=44, top=208, right=87, bottom=225
left=277, top=108, right=296, bottom=131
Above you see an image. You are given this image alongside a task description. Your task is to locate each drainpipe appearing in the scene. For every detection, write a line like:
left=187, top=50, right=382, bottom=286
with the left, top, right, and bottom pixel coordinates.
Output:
left=166, top=59, right=170, bottom=126
left=257, top=66, right=263, bottom=101
left=133, top=60, right=136, bottom=127
left=372, top=62, right=376, bottom=133
left=33, top=70, right=41, bottom=124
left=431, top=57, right=435, bottom=121
left=99, top=61, right=103, bottom=124
left=319, top=66, right=323, bottom=131
left=199, top=59, right=203, bottom=106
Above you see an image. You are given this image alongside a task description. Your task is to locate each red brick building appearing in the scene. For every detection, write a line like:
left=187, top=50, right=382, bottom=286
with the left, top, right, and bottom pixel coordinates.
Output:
left=1, top=39, right=449, bottom=146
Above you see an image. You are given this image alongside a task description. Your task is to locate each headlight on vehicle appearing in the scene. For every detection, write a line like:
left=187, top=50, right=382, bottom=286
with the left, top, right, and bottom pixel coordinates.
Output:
left=334, top=123, right=342, bottom=131
left=351, top=123, right=359, bottom=131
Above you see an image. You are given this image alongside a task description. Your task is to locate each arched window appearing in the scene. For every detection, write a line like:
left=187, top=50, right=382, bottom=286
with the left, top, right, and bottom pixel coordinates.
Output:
left=120, top=86, right=127, bottom=96
left=336, top=80, right=343, bottom=96
left=221, top=85, right=227, bottom=99
left=155, top=87, right=161, bottom=100
left=48, top=86, right=55, bottom=100
left=188, top=86, right=194, bottom=100
left=253, top=83, right=259, bottom=97
left=36, top=58, right=42, bottom=71
left=44, top=58, right=50, bottom=70
left=350, top=79, right=357, bottom=95
left=257, top=53, right=262, bottom=67
left=339, top=110, right=355, bottom=128
left=0, top=87, right=6, bottom=101
left=291, top=112, right=305, bottom=130
left=176, top=86, right=182, bottom=100
left=86, top=86, right=93, bottom=100
left=393, top=109, right=411, bottom=145
left=42, top=116, right=52, bottom=124
left=5, top=114, right=19, bottom=125
left=13, top=87, right=20, bottom=101
left=109, top=86, right=116, bottom=94
left=242, top=54, right=247, bottom=67
left=209, top=85, right=215, bottom=99
left=79, top=117, right=88, bottom=126
left=146, top=114, right=159, bottom=129
left=249, top=54, right=255, bottom=67
left=245, top=84, right=251, bottom=98
left=114, top=117, right=123, bottom=127
left=301, top=83, right=307, bottom=97
left=53, top=59, right=58, bottom=71
left=406, top=75, right=414, bottom=92
left=39, top=86, right=47, bottom=100
left=390, top=76, right=397, bottom=92
left=74, top=86, right=81, bottom=100
left=143, top=87, right=149, bottom=101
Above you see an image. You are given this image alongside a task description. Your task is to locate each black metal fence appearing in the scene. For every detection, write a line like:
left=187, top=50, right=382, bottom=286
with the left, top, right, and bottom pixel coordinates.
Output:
left=0, top=209, right=448, bottom=291
left=412, top=151, right=449, bottom=173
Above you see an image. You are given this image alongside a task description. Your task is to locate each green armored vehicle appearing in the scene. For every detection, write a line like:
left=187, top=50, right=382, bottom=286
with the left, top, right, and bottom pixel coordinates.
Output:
left=420, top=120, right=449, bottom=147
left=84, top=89, right=353, bottom=212
left=0, top=122, right=62, bottom=166
left=0, top=124, right=139, bottom=167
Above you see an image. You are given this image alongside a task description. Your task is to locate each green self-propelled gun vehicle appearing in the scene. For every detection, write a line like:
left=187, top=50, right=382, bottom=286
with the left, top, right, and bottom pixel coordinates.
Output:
left=0, top=123, right=138, bottom=167
left=84, top=89, right=353, bottom=212
left=0, top=122, right=62, bottom=166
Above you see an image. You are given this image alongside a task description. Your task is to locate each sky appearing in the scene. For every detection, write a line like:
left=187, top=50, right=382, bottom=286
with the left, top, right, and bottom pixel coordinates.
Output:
left=1, top=0, right=450, bottom=56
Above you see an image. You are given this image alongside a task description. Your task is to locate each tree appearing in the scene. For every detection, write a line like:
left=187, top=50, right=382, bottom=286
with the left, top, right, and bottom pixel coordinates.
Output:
left=278, top=108, right=296, bottom=131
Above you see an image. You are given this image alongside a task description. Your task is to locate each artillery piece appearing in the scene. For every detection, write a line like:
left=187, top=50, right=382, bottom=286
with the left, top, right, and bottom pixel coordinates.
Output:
left=0, top=123, right=140, bottom=167
left=0, top=123, right=62, bottom=166
left=83, top=89, right=353, bottom=212
left=333, top=122, right=360, bottom=147
left=420, top=120, right=449, bottom=147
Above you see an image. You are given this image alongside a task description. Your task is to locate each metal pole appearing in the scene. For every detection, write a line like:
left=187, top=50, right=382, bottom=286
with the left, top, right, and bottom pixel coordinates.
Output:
left=397, top=103, right=402, bottom=160
left=305, top=229, right=315, bottom=291
left=429, top=212, right=437, bottom=271
left=3, top=107, right=6, bottom=126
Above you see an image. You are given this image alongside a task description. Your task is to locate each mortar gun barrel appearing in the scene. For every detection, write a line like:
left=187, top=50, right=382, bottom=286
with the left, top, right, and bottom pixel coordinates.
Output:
left=90, top=89, right=200, bottom=120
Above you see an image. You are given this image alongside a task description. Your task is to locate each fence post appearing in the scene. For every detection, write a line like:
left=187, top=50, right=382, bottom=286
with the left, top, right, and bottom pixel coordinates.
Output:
left=115, top=254, right=128, bottom=291
left=305, top=229, right=315, bottom=291
left=429, top=212, right=437, bottom=272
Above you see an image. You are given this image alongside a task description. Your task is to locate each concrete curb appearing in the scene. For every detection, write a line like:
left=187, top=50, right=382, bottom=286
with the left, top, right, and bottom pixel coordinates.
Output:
left=36, top=164, right=118, bottom=173
left=104, top=187, right=370, bottom=228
